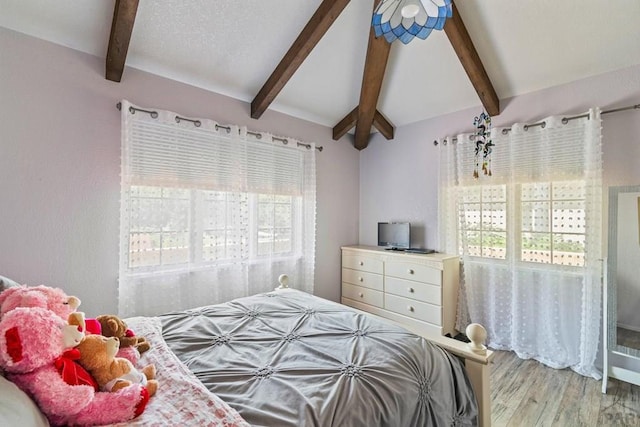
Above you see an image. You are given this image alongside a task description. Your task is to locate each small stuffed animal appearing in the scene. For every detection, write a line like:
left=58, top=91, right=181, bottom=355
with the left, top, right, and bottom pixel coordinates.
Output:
left=96, top=314, right=151, bottom=354
left=76, top=333, right=158, bottom=396
left=0, top=307, right=150, bottom=426
left=0, top=284, right=80, bottom=318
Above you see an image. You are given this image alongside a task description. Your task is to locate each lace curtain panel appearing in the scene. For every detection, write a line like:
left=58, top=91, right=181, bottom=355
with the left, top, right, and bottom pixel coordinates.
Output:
left=118, top=100, right=316, bottom=317
left=439, top=109, right=603, bottom=378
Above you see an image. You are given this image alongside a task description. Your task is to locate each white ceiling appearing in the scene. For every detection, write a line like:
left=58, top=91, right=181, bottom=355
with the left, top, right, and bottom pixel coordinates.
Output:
left=2, top=0, right=639, bottom=129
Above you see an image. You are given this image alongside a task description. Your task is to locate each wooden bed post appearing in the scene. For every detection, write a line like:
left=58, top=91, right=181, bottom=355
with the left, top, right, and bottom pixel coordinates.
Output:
left=465, top=359, right=491, bottom=427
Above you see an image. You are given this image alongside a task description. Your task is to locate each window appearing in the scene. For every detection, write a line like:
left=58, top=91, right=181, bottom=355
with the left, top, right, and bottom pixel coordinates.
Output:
left=458, top=180, right=587, bottom=267
left=118, top=100, right=316, bottom=316
left=438, top=109, right=603, bottom=377
left=127, top=187, right=300, bottom=271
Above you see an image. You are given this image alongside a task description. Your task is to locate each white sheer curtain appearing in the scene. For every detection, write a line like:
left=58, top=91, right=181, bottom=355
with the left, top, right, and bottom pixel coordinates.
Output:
left=118, top=100, right=316, bottom=317
left=439, top=109, right=603, bottom=378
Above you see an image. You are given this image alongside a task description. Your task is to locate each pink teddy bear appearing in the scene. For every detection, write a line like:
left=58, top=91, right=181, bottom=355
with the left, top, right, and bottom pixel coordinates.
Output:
left=0, top=284, right=81, bottom=318
left=0, top=307, right=150, bottom=426
left=0, top=284, right=140, bottom=365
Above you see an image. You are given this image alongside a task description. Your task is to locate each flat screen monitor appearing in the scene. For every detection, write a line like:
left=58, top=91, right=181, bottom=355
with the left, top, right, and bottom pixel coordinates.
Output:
left=377, top=222, right=410, bottom=249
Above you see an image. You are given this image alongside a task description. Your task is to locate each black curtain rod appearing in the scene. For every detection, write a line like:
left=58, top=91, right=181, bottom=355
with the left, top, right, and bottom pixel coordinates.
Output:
left=116, top=102, right=323, bottom=152
left=433, top=103, right=640, bottom=146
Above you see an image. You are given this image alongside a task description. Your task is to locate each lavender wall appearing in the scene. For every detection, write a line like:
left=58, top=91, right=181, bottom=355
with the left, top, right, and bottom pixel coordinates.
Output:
left=360, top=64, right=640, bottom=249
left=0, top=28, right=360, bottom=316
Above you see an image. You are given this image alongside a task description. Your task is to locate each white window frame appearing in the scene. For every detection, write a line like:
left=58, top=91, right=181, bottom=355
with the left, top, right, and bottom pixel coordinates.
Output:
left=458, top=179, right=587, bottom=270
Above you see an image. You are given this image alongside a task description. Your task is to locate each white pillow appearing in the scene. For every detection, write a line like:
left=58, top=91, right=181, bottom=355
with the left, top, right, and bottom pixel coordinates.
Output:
left=0, top=275, right=20, bottom=292
left=0, top=375, right=49, bottom=426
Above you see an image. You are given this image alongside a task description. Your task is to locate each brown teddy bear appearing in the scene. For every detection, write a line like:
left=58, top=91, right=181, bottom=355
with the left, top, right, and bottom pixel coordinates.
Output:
left=97, top=314, right=151, bottom=355
left=76, top=334, right=158, bottom=396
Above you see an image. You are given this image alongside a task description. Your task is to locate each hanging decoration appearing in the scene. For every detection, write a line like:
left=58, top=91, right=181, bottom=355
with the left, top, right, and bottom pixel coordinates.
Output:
left=372, top=0, right=453, bottom=45
left=473, top=111, right=493, bottom=178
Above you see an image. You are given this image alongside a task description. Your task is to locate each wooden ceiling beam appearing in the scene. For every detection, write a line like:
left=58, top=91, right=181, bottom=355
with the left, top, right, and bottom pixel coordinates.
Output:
left=333, top=107, right=395, bottom=140
left=444, top=1, right=500, bottom=116
left=106, top=0, right=139, bottom=82
left=372, top=109, right=394, bottom=140
left=333, top=107, right=359, bottom=140
left=353, top=0, right=392, bottom=151
left=251, top=0, right=351, bottom=120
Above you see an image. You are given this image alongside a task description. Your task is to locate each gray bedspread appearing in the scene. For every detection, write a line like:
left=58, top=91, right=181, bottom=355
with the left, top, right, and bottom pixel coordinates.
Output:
left=160, top=289, right=477, bottom=426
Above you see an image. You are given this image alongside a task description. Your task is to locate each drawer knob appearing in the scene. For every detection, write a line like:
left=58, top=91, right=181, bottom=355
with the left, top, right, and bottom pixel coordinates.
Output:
left=359, top=261, right=364, bottom=266
left=408, top=269, right=415, bottom=275
left=408, top=287, right=415, bottom=293
left=408, top=306, right=415, bottom=312
left=359, top=277, right=364, bottom=282
left=359, top=292, right=364, bottom=298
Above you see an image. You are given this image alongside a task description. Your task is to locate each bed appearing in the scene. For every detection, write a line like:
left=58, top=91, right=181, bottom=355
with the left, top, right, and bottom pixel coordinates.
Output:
left=1, top=276, right=493, bottom=426
left=126, top=280, right=492, bottom=426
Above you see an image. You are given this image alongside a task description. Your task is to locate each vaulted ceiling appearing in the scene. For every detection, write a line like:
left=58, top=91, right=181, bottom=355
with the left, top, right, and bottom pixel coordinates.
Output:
left=2, top=0, right=639, bottom=150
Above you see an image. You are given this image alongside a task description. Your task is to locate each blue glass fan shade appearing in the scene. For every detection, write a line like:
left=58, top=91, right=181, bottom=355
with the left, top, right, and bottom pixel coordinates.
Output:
left=372, top=0, right=453, bottom=44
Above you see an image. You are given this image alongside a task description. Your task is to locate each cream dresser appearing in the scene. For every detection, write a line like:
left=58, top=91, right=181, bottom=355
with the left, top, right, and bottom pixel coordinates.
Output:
left=341, top=245, right=460, bottom=336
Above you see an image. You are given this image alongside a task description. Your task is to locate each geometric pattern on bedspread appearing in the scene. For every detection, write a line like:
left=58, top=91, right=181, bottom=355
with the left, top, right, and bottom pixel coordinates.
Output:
left=108, top=316, right=249, bottom=427
left=160, top=289, right=478, bottom=427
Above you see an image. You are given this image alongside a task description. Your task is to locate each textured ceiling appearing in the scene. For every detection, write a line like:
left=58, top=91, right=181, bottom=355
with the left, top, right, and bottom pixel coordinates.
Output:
left=2, top=0, right=639, bottom=128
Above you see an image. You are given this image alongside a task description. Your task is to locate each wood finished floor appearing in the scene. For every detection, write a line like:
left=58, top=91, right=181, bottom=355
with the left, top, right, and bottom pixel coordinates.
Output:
left=490, top=350, right=640, bottom=426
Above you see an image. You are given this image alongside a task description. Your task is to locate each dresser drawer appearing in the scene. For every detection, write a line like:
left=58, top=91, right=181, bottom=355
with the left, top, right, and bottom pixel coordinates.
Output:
left=342, top=283, right=383, bottom=308
left=384, top=294, right=441, bottom=325
left=342, top=268, right=383, bottom=291
left=385, top=276, right=441, bottom=305
left=342, top=255, right=383, bottom=275
left=385, top=261, right=441, bottom=285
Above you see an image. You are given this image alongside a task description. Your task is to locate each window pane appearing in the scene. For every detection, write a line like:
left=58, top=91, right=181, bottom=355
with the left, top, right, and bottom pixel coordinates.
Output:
left=459, top=184, right=507, bottom=260
left=482, top=232, right=506, bottom=259
left=553, top=233, right=585, bottom=267
left=521, top=182, right=550, bottom=201
left=129, top=232, right=161, bottom=267
left=274, top=227, right=292, bottom=253
left=161, top=232, right=189, bottom=264
left=130, top=198, right=163, bottom=231
left=257, top=228, right=274, bottom=256
left=258, top=204, right=274, bottom=228
left=463, top=230, right=482, bottom=257
left=128, top=186, right=191, bottom=268
left=482, top=185, right=506, bottom=202
left=484, top=203, right=506, bottom=231
left=521, top=232, right=551, bottom=264
left=461, top=187, right=481, bottom=203
left=552, top=200, right=585, bottom=233
left=522, top=201, right=550, bottom=232
left=256, top=194, right=294, bottom=256
left=200, top=191, right=248, bottom=262
left=275, top=202, right=292, bottom=228
left=461, top=203, right=481, bottom=230
left=162, top=199, right=189, bottom=231
left=131, top=186, right=161, bottom=198
left=553, top=181, right=585, bottom=200
left=203, top=230, right=226, bottom=261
